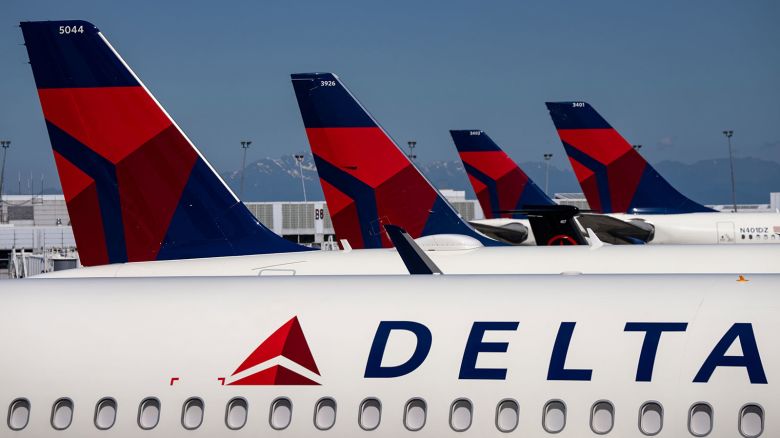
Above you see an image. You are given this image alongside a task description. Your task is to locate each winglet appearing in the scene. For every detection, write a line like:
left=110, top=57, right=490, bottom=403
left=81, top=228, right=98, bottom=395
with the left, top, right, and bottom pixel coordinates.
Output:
left=384, top=224, right=442, bottom=275
left=586, top=228, right=604, bottom=249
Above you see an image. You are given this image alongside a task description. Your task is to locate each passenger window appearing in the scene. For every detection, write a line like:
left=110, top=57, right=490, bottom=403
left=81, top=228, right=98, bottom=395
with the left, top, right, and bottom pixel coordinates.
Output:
left=182, top=397, right=204, bottom=430
left=639, top=402, right=663, bottom=435
left=94, top=398, right=117, bottom=430
left=543, top=400, right=566, bottom=433
left=449, top=399, right=473, bottom=432
left=404, top=398, right=427, bottom=431
left=314, top=397, right=337, bottom=430
left=688, top=403, right=713, bottom=436
left=495, top=399, right=519, bottom=433
left=590, top=401, right=614, bottom=434
left=359, top=398, right=381, bottom=431
left=138, top=397, right=161, bottom=430
left=7, top=398, right=30, bottom=431
left=739, top=404, right=763, bottom=438
left=225, top=397, right=248, bottom=430
left=270, top=398, right=292, bottom=430
left=51, top=398, right=74, bottom=430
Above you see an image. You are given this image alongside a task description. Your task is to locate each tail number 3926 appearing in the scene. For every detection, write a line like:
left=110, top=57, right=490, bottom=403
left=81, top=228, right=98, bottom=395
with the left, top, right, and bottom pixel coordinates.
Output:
left=59, top=25, right=84, bottom=35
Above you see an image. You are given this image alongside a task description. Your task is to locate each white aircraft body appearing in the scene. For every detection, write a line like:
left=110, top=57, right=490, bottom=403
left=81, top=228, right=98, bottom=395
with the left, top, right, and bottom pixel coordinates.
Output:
left=612, top=212, right=780, bottom=244
left=37, top=243, right=780, bottom=277
left=1, top=275, right=776, bottom=437
left=471, top=211, right=780, bottom=246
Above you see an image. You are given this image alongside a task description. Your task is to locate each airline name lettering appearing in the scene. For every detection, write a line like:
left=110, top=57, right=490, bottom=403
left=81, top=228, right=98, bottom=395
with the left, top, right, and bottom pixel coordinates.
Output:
left=364, top=321, right=768, bottom=384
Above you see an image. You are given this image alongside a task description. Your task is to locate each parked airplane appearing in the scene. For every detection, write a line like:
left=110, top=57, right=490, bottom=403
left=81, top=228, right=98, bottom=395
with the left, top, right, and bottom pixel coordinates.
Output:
left=291, top=72, right=506, bottom=248
left=21, top=20, right=780, bottom=279
left=1, top=274, right=776, bottom=436
left=546, top=101, right=780, bottom=244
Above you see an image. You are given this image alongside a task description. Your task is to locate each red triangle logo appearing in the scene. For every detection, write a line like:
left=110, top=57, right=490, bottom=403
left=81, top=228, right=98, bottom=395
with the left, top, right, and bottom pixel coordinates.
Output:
left=228, top=316, right=320, bottom=385
left=229, top=364, right=320, bottom=386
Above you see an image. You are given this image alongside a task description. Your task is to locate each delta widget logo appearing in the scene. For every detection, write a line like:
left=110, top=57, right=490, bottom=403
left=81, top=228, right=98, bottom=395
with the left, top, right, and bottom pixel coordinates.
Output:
left=227, top=316, right=321, bottom=386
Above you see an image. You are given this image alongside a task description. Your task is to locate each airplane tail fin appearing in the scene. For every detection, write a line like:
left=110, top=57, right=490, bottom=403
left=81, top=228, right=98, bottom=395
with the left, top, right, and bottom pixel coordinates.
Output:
left=545, top=102, right=713, bottom=214
left=291, top=73, right=501, bottom=248
left=21, top=20, right=309, bottom=266
left=450, top=130, right=554, bottom=219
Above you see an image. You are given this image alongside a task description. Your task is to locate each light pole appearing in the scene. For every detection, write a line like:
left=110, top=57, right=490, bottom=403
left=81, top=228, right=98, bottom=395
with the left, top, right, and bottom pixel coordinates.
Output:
left=239, top=140, right=252, bottom=199
left=294, top=154, right=307, bottom=202
left=0, top=140, right=10, bottom=223
left=407, top=141, right=417, bottom=161
left=543, top=153, right=553, bottom=195
left=723, top=130, right=737, bottom=212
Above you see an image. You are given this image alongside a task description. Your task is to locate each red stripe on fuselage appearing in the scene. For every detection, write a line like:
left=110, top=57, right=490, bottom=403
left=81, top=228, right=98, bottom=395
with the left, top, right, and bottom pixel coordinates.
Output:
left=38, top=87, right=171, bottom=164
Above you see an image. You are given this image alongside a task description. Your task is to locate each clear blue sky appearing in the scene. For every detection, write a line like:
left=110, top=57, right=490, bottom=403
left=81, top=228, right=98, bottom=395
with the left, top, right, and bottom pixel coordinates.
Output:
left=1, top=0, right=779, bottom=190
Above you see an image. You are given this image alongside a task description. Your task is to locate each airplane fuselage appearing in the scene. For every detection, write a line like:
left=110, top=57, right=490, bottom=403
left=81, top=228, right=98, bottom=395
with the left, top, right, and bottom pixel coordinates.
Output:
left=611, top=212, right=780, bottom=244
left=36, top=243, right=780, bottom=277
left=1, top=275, right=776, bottom=437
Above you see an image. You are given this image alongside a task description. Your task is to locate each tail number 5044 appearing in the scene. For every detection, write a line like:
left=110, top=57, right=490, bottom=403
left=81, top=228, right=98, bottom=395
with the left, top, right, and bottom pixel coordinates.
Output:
left=59, top=25, right=84, bottom=35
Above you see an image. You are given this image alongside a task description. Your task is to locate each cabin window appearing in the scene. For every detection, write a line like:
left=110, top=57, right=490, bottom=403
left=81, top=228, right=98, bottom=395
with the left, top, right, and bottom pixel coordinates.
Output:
left=51, top=398, right=74, bottom=430
left=94, top=398, right=117, bottom=430
left=590, top=401, right=614, bottom=434
left=359, top=398, right=381, bottom=431
left=181, top=397, right=204, bottom=430
left=688, top=403, right=713, bottom=436
left=270, top=398, right=292, bottom=430
left=225, top=397, right=248, bottom=430
left=403, top=398, right=427, bottom=431
left=639, top=402, right=663, bottom=435
left=449, top=399, right=473, bottom=431
left=314, top=397, right=337, bottom=430
left=495, top=399, right=519, bottom=433
left=543, top=400, right=566, bottom=433
left=7, top=398, right=30, bottom=431
left=739, top=404, right=764, bottom=438
left=138, top=398, right=161, bottom=430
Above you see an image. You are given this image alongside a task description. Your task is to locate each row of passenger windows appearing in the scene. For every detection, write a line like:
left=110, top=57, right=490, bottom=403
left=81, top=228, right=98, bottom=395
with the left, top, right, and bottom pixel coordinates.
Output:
left=741, top=233, right=777, bottom=241
left=6, top=396, right=765, bottom=436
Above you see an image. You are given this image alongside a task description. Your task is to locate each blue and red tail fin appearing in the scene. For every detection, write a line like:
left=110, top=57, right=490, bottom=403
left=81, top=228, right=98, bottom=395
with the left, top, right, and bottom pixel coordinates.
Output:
left=450, top=130, right=554, bottom=219
left=21, top=20, right=310, bottom=266
left=545, top=101, right=713, bottom=214
left=291, top=73, right=501, bottom=248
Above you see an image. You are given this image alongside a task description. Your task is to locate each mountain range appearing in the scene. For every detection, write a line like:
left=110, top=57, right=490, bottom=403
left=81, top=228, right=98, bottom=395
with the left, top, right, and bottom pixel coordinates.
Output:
left=222, top=153, right=780, bottom=205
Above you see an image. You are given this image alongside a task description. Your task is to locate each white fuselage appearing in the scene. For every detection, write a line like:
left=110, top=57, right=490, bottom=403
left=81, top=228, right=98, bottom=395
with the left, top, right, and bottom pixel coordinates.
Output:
left=474, top=212, right=780, bottom=245
left=0, top=275, right=776, bottom=437
left=611, top=212, right=780, bottom=244
left=36, top=243, right=780, bottom=278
